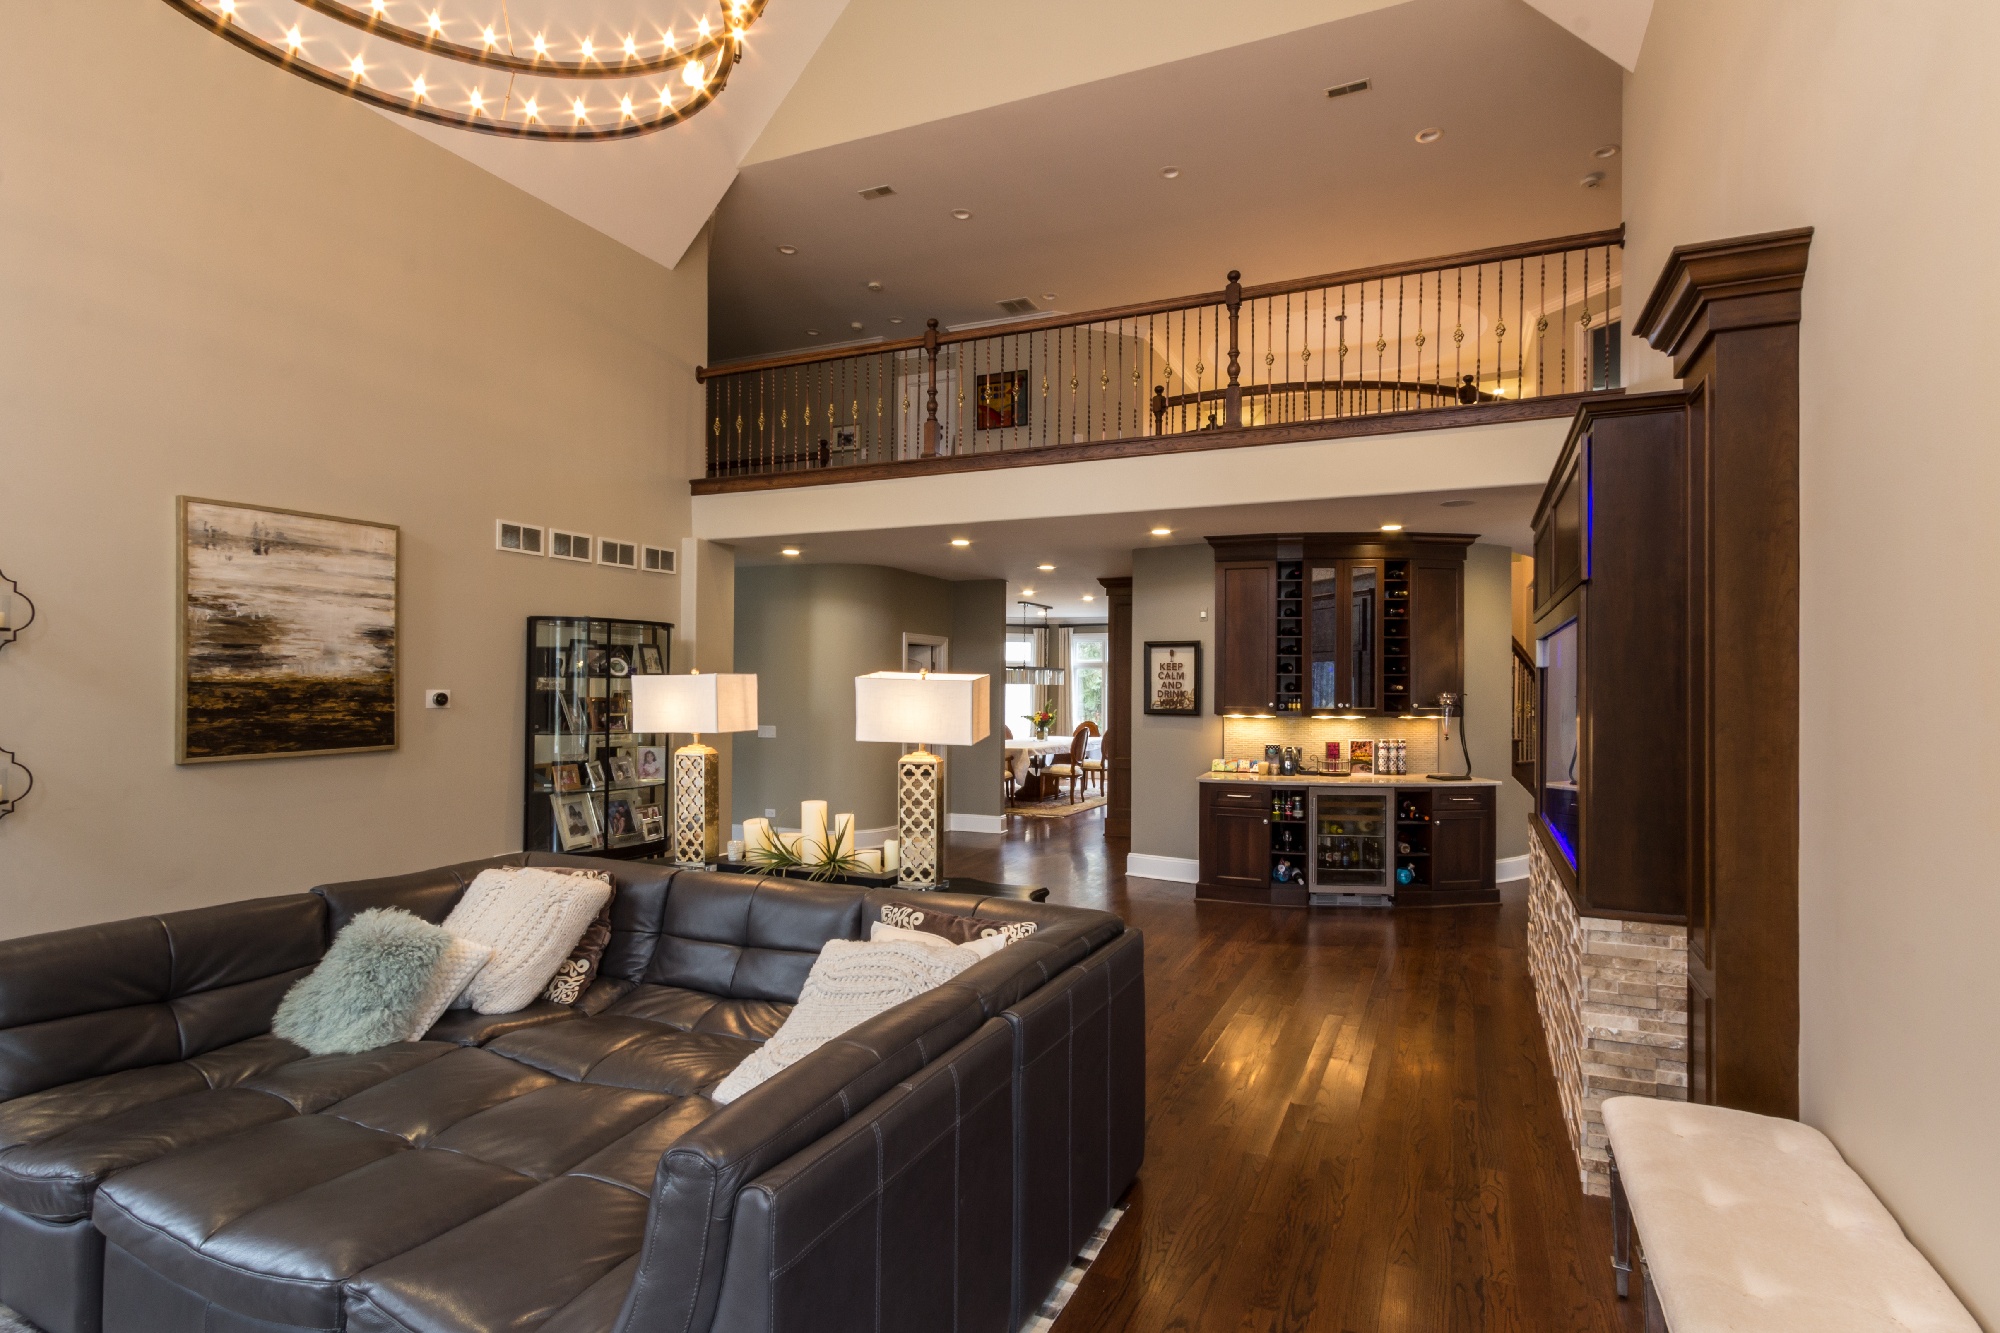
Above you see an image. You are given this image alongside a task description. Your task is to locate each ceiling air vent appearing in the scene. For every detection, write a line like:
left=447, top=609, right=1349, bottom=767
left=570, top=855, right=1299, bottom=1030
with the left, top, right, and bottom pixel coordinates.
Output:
left=1325, top=78, right=1371, bottom=99
left=857, top=184, right=895, bottom=200
left=996, top=297, right=1039, bottom=315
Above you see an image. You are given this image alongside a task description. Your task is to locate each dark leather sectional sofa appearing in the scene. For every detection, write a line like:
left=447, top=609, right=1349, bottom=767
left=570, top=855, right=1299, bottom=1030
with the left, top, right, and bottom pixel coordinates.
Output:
left=0, top=853, right=1145, bottom=1333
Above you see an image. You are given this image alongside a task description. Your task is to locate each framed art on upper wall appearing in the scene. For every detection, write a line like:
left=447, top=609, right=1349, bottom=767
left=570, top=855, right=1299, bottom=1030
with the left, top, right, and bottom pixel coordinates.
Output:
left=178, top=498, right=399, bottom=763
left=1143, top=641, right=1201, bottom=715
left=976, top=370, right=1029, bottom=431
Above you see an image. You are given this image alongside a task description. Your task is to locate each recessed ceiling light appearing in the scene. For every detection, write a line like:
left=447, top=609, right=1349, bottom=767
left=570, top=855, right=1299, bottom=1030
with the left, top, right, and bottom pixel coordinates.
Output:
left=950, top=538, right=971, bottom=547
left=1380, top=523, right=1404, bottom=532
left=776, top=244, right=797, bottom=255
left=1037, top=563, right=1055, bottom=571
left=1161, top=166, right=1181, bottom=179
left=1593, top=144, right=1620, bottom=159
left=1082, top=594, right=1095, bottom=602
left=1022, top=588, right=1036, bottom=596
left=865, top=280, right=883, bottom=292
left=951, top=208, right=973, bottom=220
left=1440, top=499, right=1475, bottom=508
left=1150, top=527, right=1173, bottom=537
left=1415, top=127, right=1443, bottom=144
left=780, top=547, right=801, bottom=556
left=1580, top=171, right=1606, bottom=189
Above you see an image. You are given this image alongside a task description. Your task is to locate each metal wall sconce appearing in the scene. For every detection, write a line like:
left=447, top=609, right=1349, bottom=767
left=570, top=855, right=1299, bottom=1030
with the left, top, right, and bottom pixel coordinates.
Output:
left=0, top=568, right=33, bottom=652
left=0, top=746, right=31, bottom=819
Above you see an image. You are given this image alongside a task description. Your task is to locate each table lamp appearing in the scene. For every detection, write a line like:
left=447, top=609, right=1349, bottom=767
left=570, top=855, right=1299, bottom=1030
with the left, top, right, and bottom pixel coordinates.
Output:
left=631, top=671, right=758, bottom=866
left=855, top=671, right=990, bottom=888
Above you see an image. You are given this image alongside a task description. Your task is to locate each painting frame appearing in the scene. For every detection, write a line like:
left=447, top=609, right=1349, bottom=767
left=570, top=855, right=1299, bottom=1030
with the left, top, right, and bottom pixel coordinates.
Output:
left=975, top=369, right=1029, bottom=432
left=1143, top=641, right=1202, bottom=716
left=177, top=497, right=400, bottom=765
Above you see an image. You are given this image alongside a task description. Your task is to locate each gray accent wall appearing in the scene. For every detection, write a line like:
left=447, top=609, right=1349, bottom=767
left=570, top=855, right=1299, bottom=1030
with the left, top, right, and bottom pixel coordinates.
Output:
left=1128, top=544, right=1222, bottom=862
left=731, top=564, right=1003, bottom=832
left=949, top=579, right=1007, bottom=819
left=1465, top=542, right=1530, bottom=861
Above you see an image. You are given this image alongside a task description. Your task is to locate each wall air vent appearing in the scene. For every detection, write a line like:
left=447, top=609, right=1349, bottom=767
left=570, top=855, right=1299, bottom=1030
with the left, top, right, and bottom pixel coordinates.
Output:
left=1325, top=78, right=1372, bottom=99
left=996, top=297, right=1040, bottom=315
left=857, top=185, right=895, bottom=200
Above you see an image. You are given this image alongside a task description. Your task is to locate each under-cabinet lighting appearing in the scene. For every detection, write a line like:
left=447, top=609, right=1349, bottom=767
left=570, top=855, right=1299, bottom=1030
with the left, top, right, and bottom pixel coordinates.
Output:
left=1150, top=527, right=1173, bottom=536
left=950, top=538, right=971, bottom=547
left=1380, top=523, right=1404, bottom=532
left=1037, top=563, right=1055, bottom=571
left=780, top=548, right=801, bottom=557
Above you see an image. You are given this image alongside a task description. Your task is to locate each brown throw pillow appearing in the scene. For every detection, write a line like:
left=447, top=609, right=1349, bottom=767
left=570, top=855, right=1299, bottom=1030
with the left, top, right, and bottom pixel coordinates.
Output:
left=878, top=903, right=1037, bottom=947
left=541, top=899, right=613, bottom=1006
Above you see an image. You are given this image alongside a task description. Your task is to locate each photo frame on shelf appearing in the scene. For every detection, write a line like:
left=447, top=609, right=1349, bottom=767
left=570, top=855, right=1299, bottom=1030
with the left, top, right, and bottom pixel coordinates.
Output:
left=635, top=744, right=667, bottom=783
left=582, top=759, right=606, bottom=790
left=552, top=762, right=583, bottom=792
left=605, top=795, right=642, bottom=847
left=1143, top=641, right=1202, bottom=715
left=636, top=804, right=666, bottom=843
left=531, top=763, right=557, bottom=793
left=639, top=644, right=665, bottom=674
left=551, top=793, right=601, bottom=851
left=607, top=749, right=638, bottom=785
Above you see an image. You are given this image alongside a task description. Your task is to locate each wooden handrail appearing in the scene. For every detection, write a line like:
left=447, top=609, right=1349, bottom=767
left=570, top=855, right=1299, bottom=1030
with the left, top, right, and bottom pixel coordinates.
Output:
left=694, top=226, right=1626, bottom=382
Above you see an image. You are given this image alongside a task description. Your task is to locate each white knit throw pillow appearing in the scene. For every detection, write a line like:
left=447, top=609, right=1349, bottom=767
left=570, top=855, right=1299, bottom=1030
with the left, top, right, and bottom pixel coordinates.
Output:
left=710, top=937, right=975, bottom=1105
left=401, top=936, right=494, bottom=1040
left=445, top=867, right=613, bottom=1015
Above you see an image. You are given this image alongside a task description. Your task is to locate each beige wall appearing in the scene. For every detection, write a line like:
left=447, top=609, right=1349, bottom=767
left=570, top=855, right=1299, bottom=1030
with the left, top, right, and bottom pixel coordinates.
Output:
left=0, top=1, right=707, bottom=938
left=1626, top=1, right=2000, bottom=1319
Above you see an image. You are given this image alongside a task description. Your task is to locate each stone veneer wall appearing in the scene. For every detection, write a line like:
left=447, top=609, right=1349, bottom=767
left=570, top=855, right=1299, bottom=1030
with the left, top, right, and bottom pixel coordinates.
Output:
left=1526, top=834, right=1690, bottom=1196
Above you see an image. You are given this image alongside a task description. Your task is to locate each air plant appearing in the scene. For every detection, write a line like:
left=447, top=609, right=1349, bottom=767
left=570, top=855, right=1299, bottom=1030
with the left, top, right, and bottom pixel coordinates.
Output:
left=745, top=816, right=871, bottom=881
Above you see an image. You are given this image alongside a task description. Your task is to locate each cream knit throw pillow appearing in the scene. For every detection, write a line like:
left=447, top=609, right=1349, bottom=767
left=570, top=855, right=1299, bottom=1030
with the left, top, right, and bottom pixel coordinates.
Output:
left=401, top=936, right=494, bottom=1039
left=445, top=867, right=613, bottom=1014
left=710, top=936, right=975, bottom=1105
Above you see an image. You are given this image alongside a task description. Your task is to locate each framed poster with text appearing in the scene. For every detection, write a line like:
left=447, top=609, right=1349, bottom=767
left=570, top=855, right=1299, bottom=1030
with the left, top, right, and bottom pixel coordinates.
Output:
left=1143, top=641, right=1201, bottom=716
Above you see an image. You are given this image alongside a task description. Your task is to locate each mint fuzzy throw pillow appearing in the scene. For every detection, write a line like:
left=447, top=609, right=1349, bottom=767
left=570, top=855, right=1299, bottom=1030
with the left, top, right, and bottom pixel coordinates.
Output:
left=274, top=908, right=454, bottom=1055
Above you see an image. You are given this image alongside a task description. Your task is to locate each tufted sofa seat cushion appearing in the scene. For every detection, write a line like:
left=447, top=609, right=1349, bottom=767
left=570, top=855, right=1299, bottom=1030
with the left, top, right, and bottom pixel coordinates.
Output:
left=1603, top=1096, right=1980, bottom=1333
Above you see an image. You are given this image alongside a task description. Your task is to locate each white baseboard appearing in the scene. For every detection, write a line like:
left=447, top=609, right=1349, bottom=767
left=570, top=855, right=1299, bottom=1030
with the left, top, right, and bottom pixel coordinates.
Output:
left=1126, top=853, right=1199, bottom=884
left=1496, top=853, right=1529, bottom=883
left=947, top=813, right=1006, bottom=835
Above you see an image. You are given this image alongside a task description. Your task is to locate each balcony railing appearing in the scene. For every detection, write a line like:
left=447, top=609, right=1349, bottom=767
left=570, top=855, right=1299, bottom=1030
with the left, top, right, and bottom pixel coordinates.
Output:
left=696, top=227, right=1622, bottom=486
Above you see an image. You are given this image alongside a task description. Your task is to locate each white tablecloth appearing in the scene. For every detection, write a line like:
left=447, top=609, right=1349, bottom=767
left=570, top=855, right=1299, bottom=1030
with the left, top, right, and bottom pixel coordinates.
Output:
left=1006, top=737, right=1073, bottom=759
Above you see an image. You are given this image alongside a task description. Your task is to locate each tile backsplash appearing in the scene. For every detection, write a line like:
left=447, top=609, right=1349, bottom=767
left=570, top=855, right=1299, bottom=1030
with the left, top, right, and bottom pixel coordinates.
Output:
left=1223, top=716, right=1446, bottom=772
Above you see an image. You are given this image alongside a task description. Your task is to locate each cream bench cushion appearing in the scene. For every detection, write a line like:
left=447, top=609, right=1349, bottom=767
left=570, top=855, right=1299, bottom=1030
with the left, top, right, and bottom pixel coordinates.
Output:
left=1603, top=1096, right=1978, bottom=1333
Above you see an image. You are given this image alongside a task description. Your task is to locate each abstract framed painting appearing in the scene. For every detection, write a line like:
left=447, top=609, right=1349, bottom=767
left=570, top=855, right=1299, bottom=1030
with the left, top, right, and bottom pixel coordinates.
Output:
left=178, top=498, right=399, bottom=763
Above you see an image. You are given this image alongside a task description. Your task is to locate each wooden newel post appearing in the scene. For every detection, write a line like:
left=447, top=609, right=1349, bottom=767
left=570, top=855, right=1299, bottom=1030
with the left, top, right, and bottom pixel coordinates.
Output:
left=1223, top=269, right=1243, bottom=428
left=922, top=318, right=942, bottom=457
left=1150, top=384, right=1168, bottom=434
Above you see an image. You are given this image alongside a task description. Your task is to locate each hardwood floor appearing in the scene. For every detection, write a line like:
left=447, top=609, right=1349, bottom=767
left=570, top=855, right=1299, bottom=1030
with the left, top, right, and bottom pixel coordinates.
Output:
left=947, top=809, right=1642, bottom=1333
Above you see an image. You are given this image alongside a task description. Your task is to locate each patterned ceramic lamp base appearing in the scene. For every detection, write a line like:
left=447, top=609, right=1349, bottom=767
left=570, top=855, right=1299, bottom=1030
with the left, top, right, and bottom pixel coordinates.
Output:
left=896, top=749, right=944, bottom=888
left=673, top=743, right=719, bottom=867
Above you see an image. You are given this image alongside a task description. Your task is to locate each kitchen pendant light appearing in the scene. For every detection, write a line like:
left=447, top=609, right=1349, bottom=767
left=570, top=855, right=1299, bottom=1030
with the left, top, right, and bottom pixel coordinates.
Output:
left=162, top=0, right=765, bottom=141
left=1005, top=601, right=1065, bottom=685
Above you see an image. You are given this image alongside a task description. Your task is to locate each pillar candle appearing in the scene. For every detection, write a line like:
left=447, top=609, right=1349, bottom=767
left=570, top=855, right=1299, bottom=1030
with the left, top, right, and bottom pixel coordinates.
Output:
left=856, top=848, right=883, bottom=872
left=742, top=818, right=773, bottom=856
left=832, top=814, right=856, bottom=858
left=800, top=800, right=830, bottom=858
left=882, top=839, right=900, bottom=871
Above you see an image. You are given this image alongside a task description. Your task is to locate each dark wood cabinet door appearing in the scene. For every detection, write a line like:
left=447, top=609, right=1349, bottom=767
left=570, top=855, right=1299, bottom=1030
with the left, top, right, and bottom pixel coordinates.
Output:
left=1199, top=785, right=1270, bottom=895
left=1431, top=810, right=1488, bottom=894
left=1214, top=561, right=1276, bottom=714
left=1410, top=558, right=1464, bottom=709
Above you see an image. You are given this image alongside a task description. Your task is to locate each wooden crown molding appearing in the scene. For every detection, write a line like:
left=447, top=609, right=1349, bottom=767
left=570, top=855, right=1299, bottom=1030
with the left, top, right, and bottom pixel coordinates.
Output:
left=1634, top=228, right=1814, bottom=377
left=1097, top=576, right=1133, bottom=593
left=1531, top=389, right=1693, bottom=529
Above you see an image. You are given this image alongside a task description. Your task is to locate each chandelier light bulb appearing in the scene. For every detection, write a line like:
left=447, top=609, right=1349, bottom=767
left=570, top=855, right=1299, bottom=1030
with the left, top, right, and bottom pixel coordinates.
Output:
left=158, top=0, right=765, bottom=140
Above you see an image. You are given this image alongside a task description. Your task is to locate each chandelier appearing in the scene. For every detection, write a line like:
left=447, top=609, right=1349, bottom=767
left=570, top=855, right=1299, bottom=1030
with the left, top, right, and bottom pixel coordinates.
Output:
left=161, top=0, right=766, bottom=141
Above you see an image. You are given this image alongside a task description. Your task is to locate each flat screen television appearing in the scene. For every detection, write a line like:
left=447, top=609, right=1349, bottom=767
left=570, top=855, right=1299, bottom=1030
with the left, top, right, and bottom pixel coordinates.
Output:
left=1539, top=618, right=1580, bottom=868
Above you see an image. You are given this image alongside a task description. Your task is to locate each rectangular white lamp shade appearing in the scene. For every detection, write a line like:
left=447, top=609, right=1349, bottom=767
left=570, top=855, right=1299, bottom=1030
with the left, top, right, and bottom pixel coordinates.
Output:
left=630, top=673, right=758, bottom=734
left=854, top=673, right=991, bottom=746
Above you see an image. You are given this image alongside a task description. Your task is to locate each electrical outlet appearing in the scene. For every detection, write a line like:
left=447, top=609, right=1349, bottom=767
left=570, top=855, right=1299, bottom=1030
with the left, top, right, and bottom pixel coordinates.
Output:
left=425, top=689, right=451, bottom=709
left=764, top=809, right=777, bottom=819
left=758, top=725, right=777, bottom=739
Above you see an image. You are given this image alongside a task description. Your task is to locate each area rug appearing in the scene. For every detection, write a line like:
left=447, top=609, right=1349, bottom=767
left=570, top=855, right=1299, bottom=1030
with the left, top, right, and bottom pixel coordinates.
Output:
left=1007, top=794, right=1107, bottom=819
left=1021, top=1204, right=1126, bottom=1331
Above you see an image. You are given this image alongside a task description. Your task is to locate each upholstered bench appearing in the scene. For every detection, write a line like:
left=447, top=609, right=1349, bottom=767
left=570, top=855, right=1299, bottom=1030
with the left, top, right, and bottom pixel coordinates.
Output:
left=1603, top=1096, right=1979, bottom=1332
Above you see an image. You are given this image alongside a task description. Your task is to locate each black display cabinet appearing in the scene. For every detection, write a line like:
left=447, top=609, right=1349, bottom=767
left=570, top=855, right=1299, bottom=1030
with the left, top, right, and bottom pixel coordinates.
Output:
left=524, top=616, right=675, bottom=860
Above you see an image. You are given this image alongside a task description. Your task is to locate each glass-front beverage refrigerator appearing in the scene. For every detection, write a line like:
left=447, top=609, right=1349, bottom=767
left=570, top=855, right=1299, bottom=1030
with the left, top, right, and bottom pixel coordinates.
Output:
left=1310, top=789, right=1392, bottom=899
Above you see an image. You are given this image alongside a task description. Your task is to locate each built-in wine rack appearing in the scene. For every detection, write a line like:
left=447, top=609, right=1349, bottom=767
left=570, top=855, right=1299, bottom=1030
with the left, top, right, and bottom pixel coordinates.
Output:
left=1275, top=560, right=1304, bottom=712
left=1383, top=559, right=1413, bottom=713
left=1270, top=788, right=1307, bottom=885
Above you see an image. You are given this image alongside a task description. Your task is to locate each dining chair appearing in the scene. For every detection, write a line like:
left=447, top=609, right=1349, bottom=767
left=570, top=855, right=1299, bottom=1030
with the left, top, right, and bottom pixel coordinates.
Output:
left=1041, top=725, right=1090, bottom=803
left=1079, top=722, right=1105, bottom=795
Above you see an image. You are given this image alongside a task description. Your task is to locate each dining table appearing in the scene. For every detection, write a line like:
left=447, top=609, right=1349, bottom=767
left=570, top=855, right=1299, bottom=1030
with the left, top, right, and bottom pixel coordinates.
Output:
left=1007, top=735, right=1082, bottom=802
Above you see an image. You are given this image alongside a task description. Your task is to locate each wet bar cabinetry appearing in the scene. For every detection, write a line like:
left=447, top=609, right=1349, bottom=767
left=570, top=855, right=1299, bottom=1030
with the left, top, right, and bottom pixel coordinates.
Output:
left=1198, top=775, right=1497, bottom=908
left=1210, top=534, right=1469, bottom=717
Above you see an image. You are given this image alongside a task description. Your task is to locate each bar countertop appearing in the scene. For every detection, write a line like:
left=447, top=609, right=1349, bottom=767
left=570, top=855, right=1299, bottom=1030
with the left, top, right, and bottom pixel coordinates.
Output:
left=1198, top=771, right=1502, bottom=788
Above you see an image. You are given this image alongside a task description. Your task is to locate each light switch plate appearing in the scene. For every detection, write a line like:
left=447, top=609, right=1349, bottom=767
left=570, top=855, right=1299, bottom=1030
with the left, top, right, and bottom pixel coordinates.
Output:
left=758, top=725, right=777, bottom=739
